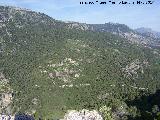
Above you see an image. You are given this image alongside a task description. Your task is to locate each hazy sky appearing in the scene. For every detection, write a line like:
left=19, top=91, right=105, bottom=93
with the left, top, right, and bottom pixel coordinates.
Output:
left=0, top=0, right=160, bottom=32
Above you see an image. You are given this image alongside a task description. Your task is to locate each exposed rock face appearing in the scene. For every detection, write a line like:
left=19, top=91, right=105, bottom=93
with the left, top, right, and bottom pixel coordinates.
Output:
left=41, top=58, right=81, bottom=83
left=66, top=22, right=90, bottom=31
left=62, top=109, right=103, bottom=120
left=122, top=59, right=149, bottom=78
left=0, top=93, right=13, bottom=107
left=0, top=72, right=13, bottom=114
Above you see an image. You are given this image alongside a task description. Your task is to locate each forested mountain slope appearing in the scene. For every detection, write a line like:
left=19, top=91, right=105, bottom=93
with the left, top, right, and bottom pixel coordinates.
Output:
left=0, top=6, right=160, bottom=120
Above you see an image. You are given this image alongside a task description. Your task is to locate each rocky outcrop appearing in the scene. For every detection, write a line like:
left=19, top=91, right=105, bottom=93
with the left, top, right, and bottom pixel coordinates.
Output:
left=0, top=72, right=13, bottom=114
left=62, top=109, right=103, bottom=120
left=122, top=59, right=149, bottom=78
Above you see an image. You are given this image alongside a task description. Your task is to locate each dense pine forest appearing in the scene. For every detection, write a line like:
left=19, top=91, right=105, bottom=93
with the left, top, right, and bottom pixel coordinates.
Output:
left=0, top=6, right=160, bottom=120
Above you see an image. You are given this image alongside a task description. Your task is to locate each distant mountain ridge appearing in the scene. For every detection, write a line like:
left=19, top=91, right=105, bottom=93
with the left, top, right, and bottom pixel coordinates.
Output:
left=135, top=27, right=160, bottom=39
left=1, top=6, right=160, bottom=48
left=64, top=21, right=160, bottom=47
